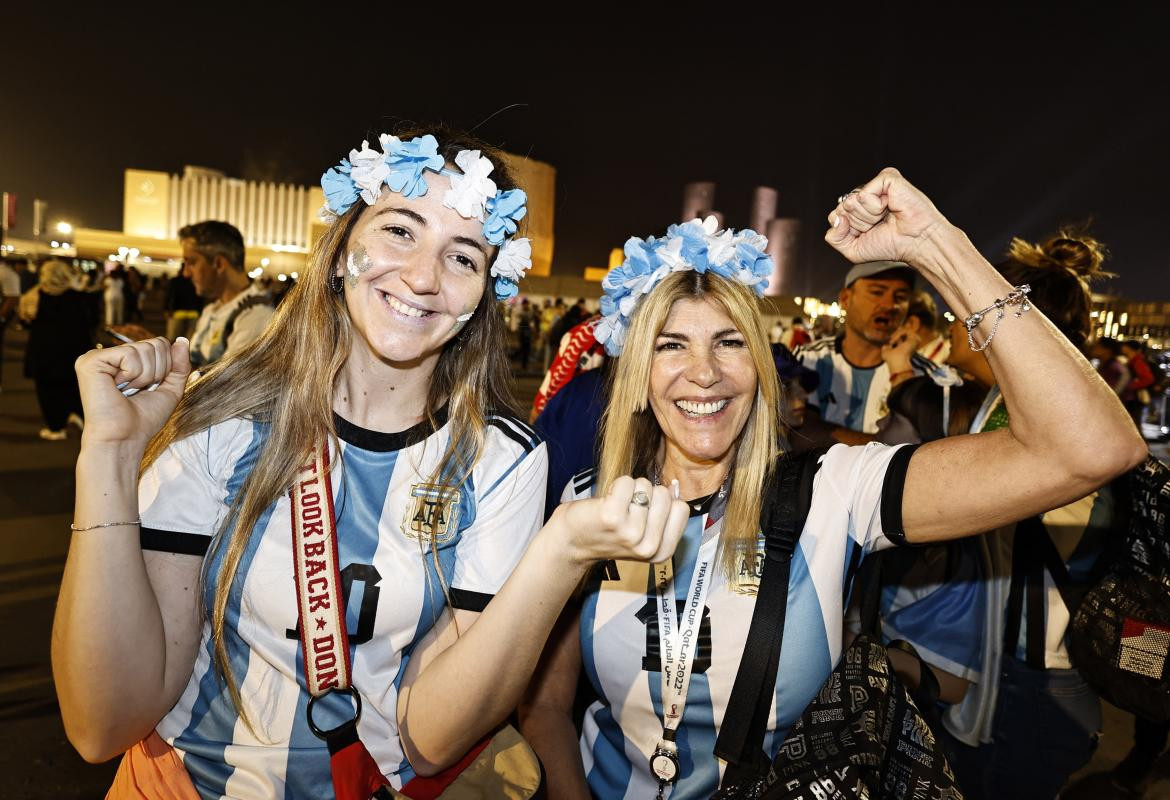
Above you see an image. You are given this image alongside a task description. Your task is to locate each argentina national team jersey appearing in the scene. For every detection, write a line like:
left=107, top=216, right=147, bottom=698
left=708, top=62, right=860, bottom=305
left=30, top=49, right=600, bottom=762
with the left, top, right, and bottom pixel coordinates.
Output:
left=566, top=442, right=915, bottom=799
left=794, top=336, right=890, bottom=433
left=136, top=409, right=545, bottom=800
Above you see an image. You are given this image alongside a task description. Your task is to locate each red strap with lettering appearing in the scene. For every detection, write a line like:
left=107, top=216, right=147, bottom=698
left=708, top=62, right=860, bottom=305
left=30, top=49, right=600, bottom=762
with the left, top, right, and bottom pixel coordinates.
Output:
left=291, top=443, right=489, bottom=800
left=290, top=443, right=389, bottom=799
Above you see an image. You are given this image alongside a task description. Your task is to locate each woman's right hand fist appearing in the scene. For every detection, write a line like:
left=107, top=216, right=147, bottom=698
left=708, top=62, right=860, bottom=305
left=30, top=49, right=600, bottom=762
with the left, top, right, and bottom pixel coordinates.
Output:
left=74, top=337, right=191, bottom=448
left=556, top=476, right=690, bottom=567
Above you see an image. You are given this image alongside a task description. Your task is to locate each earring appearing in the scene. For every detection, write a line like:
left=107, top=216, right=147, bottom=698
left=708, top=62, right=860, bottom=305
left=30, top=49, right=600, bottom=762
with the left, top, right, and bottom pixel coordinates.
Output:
left=329, top=272, right=344, bottom=294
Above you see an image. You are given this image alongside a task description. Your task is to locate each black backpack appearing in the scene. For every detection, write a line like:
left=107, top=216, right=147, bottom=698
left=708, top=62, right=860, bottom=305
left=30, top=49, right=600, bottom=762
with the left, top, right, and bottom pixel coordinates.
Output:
left=1062, top=456, right=1170, bottom=722
left=713, top=448, right=962, bottom=800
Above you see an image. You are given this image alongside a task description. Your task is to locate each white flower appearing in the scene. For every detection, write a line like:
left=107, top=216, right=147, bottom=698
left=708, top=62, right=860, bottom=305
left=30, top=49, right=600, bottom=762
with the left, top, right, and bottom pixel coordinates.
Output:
left=624, top=263, right=671, bottom=301
left=699, top=215, right=720, bottom=235
left=706, top=229, right=738, bottom=266
left=490, top=237, right=532, bottom=282
left=316, top=204, right=339, bottom=223
left=737, top=230, right=769, bottom=251
left=348, top=140, right=389, bottom=206
left=656, top=238, right=688, bottom=272
left=443, top=149, right=497, bottom=220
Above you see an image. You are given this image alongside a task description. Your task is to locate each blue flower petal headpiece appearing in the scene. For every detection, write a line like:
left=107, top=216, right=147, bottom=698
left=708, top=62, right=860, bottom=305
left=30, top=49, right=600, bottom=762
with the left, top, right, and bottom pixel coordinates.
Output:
left=320, top=134, right=532, bottom=301
left=594, top=216, right=773, bottom=356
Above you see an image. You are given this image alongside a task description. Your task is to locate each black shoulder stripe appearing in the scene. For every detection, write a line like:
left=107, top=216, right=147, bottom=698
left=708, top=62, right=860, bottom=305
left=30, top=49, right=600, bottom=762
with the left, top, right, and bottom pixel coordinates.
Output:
left=141, top=527, right=211, bottom=556
left=880, top=444, right=921, bottom=546
left=572, top=468, right=597, bottom=495
left=487, top=418, right=534, bottom=453
left=450, top=588, right=493, bottom=612
left=492, top=414, right=538, bottom=442
left=910, top=353, right=937, bottom=373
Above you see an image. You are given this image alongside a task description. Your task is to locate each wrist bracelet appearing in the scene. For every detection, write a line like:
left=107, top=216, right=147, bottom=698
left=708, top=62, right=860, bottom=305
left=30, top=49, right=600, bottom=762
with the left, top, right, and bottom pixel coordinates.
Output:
left=70, top=519, right=140, bottom=532
left=964, top=284, right=1032, bottom=352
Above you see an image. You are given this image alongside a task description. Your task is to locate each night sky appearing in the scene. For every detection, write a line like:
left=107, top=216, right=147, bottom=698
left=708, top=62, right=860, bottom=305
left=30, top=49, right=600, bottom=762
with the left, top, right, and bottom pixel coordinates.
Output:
left=3, top=8, right=1169, bottom=302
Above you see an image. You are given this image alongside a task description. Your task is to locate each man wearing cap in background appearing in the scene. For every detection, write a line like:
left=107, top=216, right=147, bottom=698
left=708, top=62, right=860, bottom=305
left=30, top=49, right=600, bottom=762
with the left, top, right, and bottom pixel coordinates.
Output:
left=792, top=260, right=914, bottom=445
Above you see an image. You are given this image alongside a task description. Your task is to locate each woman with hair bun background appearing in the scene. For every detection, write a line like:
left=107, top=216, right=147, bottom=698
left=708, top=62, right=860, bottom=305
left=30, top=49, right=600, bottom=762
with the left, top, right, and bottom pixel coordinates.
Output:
left=873, top=228, right=1155, bottom=799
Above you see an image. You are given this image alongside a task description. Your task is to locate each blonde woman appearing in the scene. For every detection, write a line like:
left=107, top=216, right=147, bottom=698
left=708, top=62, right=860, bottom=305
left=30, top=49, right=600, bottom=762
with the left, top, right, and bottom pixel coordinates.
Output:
left=52, top=128, right=687, bottom=799
left=520, top=170, right=1146, bottom=800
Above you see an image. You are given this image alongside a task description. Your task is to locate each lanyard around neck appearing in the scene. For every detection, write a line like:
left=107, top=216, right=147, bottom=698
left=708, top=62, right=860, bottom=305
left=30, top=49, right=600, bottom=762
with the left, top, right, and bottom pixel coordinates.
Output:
left=653, top=533, right=719, bottom=737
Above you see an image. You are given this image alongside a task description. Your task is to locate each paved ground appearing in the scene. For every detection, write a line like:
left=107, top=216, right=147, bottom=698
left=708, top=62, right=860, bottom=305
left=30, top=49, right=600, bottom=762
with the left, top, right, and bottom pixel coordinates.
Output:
left=0, top=295, right=1165, bottom=798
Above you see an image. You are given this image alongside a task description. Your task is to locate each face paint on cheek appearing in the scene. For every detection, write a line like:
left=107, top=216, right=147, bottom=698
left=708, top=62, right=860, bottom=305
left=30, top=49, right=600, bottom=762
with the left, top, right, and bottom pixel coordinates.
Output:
left=346, top=243, right=376, bottom=288
left=449, top=309, right=475, bottom=336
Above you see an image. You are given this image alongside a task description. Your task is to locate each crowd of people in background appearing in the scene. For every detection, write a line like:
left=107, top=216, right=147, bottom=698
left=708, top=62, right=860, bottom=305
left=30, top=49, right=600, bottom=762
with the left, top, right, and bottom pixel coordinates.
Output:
left=1, top=133, right=1167, bottom=800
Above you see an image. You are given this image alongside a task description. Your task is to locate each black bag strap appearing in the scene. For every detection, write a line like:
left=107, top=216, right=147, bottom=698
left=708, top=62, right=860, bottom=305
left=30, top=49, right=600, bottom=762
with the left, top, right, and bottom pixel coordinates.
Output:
left=1004, top=515, right=1083, bottom=669
left=714, top=447, right=827, bottom=773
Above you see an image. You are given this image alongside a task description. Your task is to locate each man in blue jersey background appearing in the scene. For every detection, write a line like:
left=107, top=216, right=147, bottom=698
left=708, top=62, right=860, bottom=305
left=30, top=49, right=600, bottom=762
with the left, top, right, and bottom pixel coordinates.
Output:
left=793, top=261, right=913, bottom=447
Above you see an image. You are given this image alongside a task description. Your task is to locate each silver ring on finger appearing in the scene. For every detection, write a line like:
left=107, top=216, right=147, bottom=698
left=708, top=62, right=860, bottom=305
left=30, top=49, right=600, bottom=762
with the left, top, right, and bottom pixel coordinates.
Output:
left=631, top=490, right=651, bottom=507
left=837, top=189, right=860, bottom=205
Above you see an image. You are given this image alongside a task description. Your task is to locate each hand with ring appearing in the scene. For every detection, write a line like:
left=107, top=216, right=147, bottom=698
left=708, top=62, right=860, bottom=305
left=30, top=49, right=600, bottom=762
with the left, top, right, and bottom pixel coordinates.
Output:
left=825, top=167, right=950, bottom=268
left=554, top=475, right=689, bottom=567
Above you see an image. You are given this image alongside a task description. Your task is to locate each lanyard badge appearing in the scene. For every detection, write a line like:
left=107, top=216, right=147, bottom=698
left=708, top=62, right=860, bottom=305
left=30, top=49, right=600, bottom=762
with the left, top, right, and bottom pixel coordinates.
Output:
left=650, top=536, right=717, bottom=795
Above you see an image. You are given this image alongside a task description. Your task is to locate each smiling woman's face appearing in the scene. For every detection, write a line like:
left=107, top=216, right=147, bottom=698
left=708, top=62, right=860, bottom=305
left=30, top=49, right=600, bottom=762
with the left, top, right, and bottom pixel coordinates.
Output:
left=338, top=173, right=490, bottom=365
left=648, top=296, right=758, bottom=469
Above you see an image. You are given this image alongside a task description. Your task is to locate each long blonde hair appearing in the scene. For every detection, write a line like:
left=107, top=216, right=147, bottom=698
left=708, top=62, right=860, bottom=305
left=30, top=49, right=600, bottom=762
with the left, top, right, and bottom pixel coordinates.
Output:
left=597, top=271, right=781, bottom=579
left=142, top=128, right=519, bottom=725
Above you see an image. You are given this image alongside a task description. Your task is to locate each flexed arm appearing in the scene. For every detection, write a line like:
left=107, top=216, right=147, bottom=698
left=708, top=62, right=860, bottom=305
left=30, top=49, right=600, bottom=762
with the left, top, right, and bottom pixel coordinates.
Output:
left=52, top=338, right=204, bottom=762
left=825, top=169, right=1146, bottom=541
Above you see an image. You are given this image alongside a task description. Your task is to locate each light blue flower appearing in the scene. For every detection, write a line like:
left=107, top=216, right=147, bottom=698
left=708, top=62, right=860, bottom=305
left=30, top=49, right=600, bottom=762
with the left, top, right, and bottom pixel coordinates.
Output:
left=321, top=159, right=359, bottom=215
left=384, top=134, right=445, bottom=199
left=495, top=277, right=519, bottom=301
left=483, top=189, right=528, bottom=245
left=597, top=218, right=776, bottom=355
left=666, top=217, right=719, bottom=273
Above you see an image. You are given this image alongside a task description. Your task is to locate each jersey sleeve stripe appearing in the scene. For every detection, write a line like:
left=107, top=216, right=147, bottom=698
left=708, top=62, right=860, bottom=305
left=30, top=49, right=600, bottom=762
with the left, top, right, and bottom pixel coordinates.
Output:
left=486, top=417, right=539, bottom=453
left=480, top=443, right=544, bottom=501
left=449, top=588, right=493, bottom=612
left=494, top=414, right=539, bottom=441
left=571, top=467, right=597, bottom=496
left=879, top=444, right=920, bottom=545
left=141, top=527, right=212, bottom=556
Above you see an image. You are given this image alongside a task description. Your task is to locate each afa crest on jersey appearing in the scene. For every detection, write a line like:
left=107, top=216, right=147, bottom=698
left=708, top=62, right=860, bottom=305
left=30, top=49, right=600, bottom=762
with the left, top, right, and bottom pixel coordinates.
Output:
left=402, top=483, right=461, bottom=544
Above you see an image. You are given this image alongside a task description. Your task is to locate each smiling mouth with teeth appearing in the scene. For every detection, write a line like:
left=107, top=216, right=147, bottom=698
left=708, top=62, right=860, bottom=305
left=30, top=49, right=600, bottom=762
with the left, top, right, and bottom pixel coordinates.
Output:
left=675, top=399, right=730, bottom=417
left=381, top=292, right=434, bottom=319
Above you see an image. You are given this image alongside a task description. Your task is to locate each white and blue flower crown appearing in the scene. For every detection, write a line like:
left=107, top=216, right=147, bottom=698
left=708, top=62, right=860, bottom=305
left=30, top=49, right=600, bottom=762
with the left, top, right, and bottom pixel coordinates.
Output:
left=595, top=216, right=773, bottom=356
left=320, top=134, right=532, bottom=301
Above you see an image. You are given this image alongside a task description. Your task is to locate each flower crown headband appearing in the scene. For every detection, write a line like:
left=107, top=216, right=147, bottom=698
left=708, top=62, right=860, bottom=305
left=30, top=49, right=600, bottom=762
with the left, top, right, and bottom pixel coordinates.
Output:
left=320, top=134, right=532, bottom=301
left=595, top=216, right=774, bottom=356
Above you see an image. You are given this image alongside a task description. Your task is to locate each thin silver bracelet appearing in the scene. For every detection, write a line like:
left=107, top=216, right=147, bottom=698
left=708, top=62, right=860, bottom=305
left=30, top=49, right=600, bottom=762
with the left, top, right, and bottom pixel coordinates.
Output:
left=70, top=519, right=141, bottom=532
left=964, top=284, right=1032, bottom=352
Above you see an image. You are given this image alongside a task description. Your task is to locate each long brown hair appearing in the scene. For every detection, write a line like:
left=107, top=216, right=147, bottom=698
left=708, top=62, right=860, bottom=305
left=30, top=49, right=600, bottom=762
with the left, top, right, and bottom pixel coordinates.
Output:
left=597, top=271, right=781, bottom=580
left=142, top=127, right=520, bottom=726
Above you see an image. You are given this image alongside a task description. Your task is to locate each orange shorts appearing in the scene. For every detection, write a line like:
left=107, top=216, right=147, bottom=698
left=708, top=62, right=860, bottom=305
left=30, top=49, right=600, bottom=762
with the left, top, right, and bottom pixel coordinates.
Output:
left=106, top=732, right=200, bottom=800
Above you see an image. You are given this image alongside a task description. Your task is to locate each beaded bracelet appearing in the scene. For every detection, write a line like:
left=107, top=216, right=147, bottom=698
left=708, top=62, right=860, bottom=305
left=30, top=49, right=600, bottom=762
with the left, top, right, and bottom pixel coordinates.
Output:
left=964, top=284, right=1032, bottom=352
left=70, top=519, right=140, bottom=532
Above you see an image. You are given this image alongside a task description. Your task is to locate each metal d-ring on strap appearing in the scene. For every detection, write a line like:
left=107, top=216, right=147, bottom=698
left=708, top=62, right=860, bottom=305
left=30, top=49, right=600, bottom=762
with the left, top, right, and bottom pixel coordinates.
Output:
left=306, top=686, right=364, bottom=740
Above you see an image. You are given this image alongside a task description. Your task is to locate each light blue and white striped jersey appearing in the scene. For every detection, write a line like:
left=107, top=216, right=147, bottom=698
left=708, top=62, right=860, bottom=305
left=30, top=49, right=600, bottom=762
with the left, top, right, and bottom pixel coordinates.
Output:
left=137, top=409, right=545, bottom=800
left=565, top=442, right=915, bottom=800
left=794, top=336, right=890, bottom=433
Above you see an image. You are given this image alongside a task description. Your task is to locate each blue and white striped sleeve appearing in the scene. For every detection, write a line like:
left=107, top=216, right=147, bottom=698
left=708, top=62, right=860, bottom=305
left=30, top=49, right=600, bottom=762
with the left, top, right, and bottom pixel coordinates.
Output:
left=449, top=420, right=547, bottom=607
